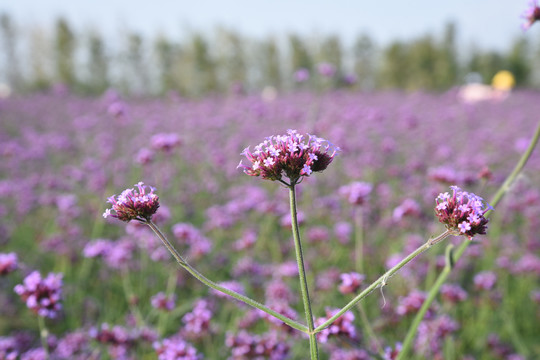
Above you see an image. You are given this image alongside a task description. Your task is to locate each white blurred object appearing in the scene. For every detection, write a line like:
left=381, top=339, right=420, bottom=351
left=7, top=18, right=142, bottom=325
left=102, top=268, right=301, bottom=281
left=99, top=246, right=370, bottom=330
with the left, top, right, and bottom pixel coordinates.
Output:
left=457, top=83, right=509, bottom=104
left=0, top=83, right=11, bottom=98
left=261, top=86, right=277, bottom=102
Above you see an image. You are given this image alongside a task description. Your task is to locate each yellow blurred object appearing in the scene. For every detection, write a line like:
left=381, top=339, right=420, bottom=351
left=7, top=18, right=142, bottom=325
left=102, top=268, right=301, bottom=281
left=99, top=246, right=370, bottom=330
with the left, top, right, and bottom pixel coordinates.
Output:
left=492, top=70, right=515, bottom=91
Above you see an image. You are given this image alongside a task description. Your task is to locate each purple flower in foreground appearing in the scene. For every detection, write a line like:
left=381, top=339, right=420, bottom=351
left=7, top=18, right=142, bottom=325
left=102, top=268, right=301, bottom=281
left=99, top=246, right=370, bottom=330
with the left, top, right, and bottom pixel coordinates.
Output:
left=153, top=335, right=200, bottom=360
left=435, top=185, right=492, bottom=239
left=0, top=252, right=18, bottom=275
left=103, top=182, right=159, bottom=222
left=522, top=1, right=540, bottom=30
left=14, top=271, right=63, bottom=318
left=238, top=129, right=339, bottom=183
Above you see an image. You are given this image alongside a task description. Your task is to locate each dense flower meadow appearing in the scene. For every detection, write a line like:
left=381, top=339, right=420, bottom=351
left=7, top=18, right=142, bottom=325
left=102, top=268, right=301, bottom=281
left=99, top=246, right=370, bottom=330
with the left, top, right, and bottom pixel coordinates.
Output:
left=1, top=89, right=540, bottom=359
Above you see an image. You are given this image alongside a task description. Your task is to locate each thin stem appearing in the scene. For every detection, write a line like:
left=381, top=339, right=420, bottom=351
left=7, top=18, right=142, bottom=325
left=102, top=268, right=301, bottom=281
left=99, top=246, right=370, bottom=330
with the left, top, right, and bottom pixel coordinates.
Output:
left=314, top=230, right=452, bottom=333
left=37, top=316, right=50, bottom=359
left=396, top=121, right=540, bottom=360
left=288, top=184, right=319, bottom=359
left=145, top=221, right=308, bottom=333
left=354, top=207, right=364, bottom=273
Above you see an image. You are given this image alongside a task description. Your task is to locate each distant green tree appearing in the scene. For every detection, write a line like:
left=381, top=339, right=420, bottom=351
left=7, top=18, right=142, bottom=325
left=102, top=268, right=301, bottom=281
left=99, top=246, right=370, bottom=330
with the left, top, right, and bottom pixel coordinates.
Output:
left=216, top=28, right=247, bottom=90
left=190, top=33, right=218, bottom=95
left=380, top=41, right=410, bottom=89
left=289, top=34, right=313, bottom=72
left=319, top=35, right=343, bottom=75
left=29, top=27, right=51, bottom=90
left=506, top=37, right=531, bottom=86
left=125, top=33, right=150, bottom=94
left=86, top=31, right=109, bottom=94
left=54, top=18, right=76, bottom=86
left=353, top=34, right=377, bottom=89
left=258, top=37, right=282, bottom=88
left=0, top=14, right=22, bottom=90
left=435, top=22, right=459, bottom=89
left=467, top=49, right=506, bottom=85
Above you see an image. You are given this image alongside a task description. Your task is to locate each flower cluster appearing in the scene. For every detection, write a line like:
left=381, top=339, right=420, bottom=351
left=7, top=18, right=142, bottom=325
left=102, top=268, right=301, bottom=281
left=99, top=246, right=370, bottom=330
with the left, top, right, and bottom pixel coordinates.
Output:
left=103, top=182, right=159, bottom=222
left=435, top=185, right=492, bottom=239
left=225, top=331, right=290, bottom=360
left=238, top=129, right=339, bottom=183
left=522, top=1, right=540, bottom=30
left=151, top=292, right=176, bottom=311
left=0, top=252, right=18, bottom=275
left=339, top=181, right=372, bottom=206
left=153, top=336, right=200, bottom=360
left=338, top=272, right=365, bottom=295
left=14, top=271, right=63, bottom=318
left=314, top=308, right=357, bottom=343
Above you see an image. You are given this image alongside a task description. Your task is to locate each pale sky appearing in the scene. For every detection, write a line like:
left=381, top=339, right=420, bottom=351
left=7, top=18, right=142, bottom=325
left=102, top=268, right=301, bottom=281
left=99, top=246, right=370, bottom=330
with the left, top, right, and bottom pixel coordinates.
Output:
left=0, top=0, right=535, bottom=50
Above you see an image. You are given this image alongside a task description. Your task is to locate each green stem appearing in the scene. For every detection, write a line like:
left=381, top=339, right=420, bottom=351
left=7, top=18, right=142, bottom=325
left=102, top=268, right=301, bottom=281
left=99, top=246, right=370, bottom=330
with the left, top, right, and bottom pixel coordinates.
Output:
left=146, top=221, right=308, bottom=333
left=288, top=184, right=319, bottom=359
left=37, top=316, right=50, bottom=359
left=314, top=230, right=452, bottom=333
left=397, top=120, right=540, bottom=360
left=355, top=207, right=364, bottom=273
left=121, top=268, right=144, bottom=326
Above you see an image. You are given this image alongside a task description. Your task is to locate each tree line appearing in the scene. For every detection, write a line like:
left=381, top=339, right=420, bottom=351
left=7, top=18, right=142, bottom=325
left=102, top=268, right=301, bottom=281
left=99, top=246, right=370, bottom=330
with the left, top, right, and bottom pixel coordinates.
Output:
left=1, top=14, right=539, bottom=96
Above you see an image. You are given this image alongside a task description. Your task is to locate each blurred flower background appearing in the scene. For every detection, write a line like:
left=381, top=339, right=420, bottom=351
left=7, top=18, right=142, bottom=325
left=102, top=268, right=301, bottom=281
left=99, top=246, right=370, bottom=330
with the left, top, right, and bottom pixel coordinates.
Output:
left=0, top=1, right=539, bottom=359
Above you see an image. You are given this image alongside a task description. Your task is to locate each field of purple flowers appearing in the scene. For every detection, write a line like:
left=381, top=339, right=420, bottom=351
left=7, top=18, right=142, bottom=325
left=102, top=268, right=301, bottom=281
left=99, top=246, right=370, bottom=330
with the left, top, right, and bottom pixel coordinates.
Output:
left=1, top=89, right=540, bottom=359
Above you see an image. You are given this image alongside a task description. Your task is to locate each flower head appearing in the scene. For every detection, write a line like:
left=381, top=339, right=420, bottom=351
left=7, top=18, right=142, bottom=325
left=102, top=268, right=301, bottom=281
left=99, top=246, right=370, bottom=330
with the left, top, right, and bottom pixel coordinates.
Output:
left=435, top=186, right=492, bottom=239
left=238, top=129, right=339, bottom=183
left=522, top=1, right=540, bottom=30
left=339, top=181, right=372, bottom=206
left=103, top=182, right=159, bottom=222
left=14, top=271, right=63, bottom=318
left=153, top=335, right=200, bottom=360
left=0, top=252, right=18, bottom=275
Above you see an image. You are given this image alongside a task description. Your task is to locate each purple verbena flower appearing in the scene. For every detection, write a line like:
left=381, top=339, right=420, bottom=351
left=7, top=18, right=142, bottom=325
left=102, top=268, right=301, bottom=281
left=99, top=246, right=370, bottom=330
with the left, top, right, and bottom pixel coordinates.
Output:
left=103, top=182, right=159, bottom=222
left=238, top=129, right=339, bottom=183
left=294, top=68, right=310, bottom=83
left=473, top=271, right=497, bottom=291
left=150, top=133, right=181, bottom=153
left=393, top=198, right=422, bottom=221
left=396, top=290, right=429, bottom=317
left=435, top=185, right=492, bottom=239
left=182, top=299, right=213, bottom=338
left=0, top=252, right=18, bottom=275
left=522, top=1, right=540, bottom=30
left=329, top=348, right=370, bottom=360
left=440, top=284, right=468, bottom=303
left=317, top=62, right=336, bottom=78
left=338, top=272, right=365, bottom=295
left=314, top=308, right=357, bottom=343
left=339, top=181, right=372, bottom=206
left=153, top=335, right=201, bottom=360
left=14, top=271, right=63, bottom=318
left=225, top=330, right=290, bottom=360
left=151, top=292, right=176, bottom=311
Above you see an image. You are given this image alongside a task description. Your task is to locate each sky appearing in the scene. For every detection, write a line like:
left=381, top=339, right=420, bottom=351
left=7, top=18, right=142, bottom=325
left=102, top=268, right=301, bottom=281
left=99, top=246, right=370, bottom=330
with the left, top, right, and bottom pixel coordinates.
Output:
left=0, top=0, right=535, bottom=50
